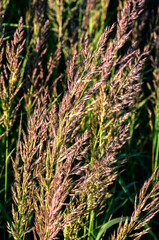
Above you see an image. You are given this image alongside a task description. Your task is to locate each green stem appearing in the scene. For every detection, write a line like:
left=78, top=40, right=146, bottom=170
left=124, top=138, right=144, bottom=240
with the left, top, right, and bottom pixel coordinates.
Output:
left=4, top=125, right=8, bottom=205
left=87, top=210, right=95, bottom=240
left=153, top=102, right=159, bottom=172
left=4, top=125, right=8, bottom=240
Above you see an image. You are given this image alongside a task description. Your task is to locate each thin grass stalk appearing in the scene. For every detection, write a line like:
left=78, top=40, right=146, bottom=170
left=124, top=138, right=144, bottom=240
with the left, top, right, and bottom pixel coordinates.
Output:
left=4, top=127, right=8, bottom=240
left=78, top=4, right=83, bottom=50
left=87, top=210, right=95, bottom=240
left=153, top=99, right=159, bottom=172
left=152, top=34, right=159, bottom=172
left=86, top=86, right=106, bottom=240
left=4, top=126, right=8, bottom=204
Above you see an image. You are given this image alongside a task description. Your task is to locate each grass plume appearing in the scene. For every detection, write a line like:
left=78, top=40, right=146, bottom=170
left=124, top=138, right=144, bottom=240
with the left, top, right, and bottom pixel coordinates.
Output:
left=0, top=0, right=159, bottom=239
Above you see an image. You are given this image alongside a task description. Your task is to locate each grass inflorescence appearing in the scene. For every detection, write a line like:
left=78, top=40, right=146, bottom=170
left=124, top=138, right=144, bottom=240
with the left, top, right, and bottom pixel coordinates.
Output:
left=0, top=0, right=159, bottom=239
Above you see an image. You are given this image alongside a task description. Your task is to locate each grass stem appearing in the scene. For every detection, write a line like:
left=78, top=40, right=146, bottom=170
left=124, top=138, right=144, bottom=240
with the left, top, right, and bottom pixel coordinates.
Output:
left=4, top=125, right=8, bottom=205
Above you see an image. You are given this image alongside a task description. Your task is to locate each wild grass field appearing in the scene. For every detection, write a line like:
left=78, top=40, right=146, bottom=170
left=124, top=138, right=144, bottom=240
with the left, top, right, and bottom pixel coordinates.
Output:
left=0, top=0, right=159, bottom=239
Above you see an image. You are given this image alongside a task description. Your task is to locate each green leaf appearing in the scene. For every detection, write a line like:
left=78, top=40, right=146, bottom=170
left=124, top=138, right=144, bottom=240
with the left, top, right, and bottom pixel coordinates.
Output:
left=95, top=217, right=128, bottom=240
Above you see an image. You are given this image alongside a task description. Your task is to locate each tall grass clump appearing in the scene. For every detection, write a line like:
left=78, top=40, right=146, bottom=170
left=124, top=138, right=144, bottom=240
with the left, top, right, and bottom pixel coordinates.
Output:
left=0, top=0, right=159, bottom=239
